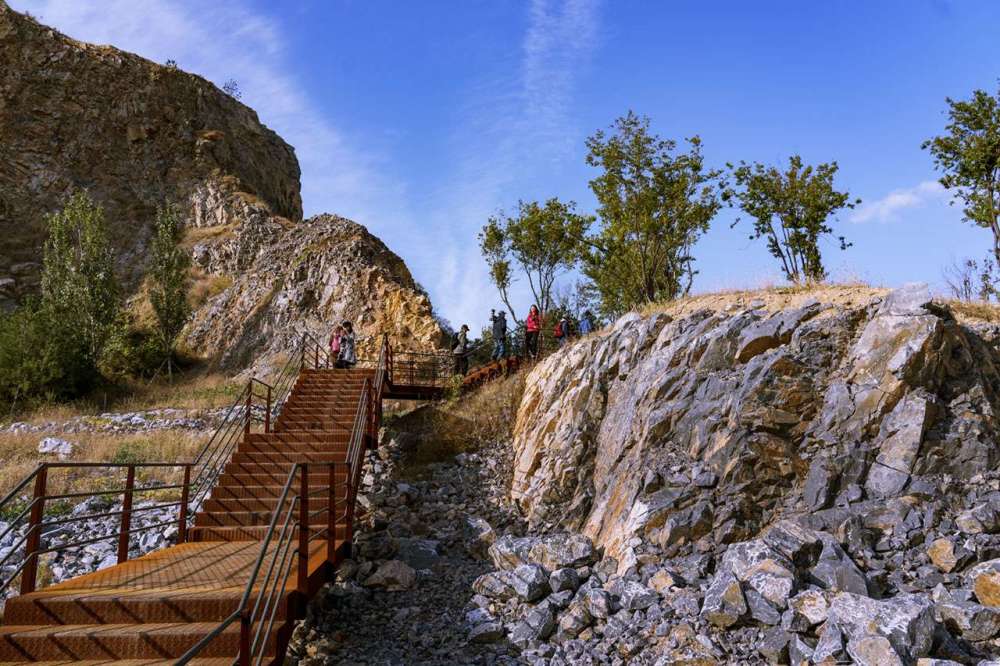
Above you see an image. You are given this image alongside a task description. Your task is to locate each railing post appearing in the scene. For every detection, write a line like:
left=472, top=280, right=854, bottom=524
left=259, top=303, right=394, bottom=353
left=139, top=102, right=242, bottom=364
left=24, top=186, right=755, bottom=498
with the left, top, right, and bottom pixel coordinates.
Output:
left=20, top=465, right=48, bottom=595
left=117, top=465, right=136, bottom=564
left=244, top=381, right=252, bottom=434
left=177, top=464, right=191, bottom=544
left=298, top=464, right=309, bottom=594
left=327, top=464, right=337, bottom=564
left=239, top=609, right=251, bottom=666
left=265, top=384, right=272, bottom=434
left=314, top=344, right=319, bottom=370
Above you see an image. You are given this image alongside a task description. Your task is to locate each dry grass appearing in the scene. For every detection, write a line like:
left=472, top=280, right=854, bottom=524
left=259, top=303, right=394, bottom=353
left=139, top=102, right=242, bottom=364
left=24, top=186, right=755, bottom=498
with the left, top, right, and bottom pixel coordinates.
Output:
left=188, top=268, right=234, bottom=309
left=6, top=372, right=242, bottom=428
left=0, top=428, right=204, bottom=502
left=389, top=372, right=526, bottom=473
left=945, top=299, right=1000, bottom=324
left=182, top=224, right=237, bottom=248
left=639, top=282, right=886, bottom=320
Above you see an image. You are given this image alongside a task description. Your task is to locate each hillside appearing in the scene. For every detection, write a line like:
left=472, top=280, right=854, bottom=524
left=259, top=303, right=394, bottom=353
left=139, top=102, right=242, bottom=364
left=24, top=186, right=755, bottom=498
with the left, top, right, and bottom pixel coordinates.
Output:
left=0, top=1, right=301, bottom=305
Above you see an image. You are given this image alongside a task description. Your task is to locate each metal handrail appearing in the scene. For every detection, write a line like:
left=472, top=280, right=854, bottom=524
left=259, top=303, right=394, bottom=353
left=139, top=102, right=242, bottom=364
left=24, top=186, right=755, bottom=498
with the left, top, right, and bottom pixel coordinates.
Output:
left=0, top=333, right=331, bottom=598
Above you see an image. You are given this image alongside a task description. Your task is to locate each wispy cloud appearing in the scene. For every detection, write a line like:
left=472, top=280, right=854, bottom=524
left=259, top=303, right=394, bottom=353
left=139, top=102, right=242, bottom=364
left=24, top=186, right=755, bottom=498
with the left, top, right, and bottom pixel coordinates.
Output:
left=850, top=180, right=946, bottom=223
left=426, top=0, right=601, bottom=327
left=13, top=0, right=401, bottom=225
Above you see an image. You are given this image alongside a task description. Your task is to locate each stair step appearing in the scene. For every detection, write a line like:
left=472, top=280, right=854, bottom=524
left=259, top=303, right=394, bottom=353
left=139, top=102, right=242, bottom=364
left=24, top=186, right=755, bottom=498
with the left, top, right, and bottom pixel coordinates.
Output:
left=188, top=526, right=347, bottom=543
left=211, top=481, right=347, bottom=500
left=0, top=621, right=274, bottom=660
left=203, top=494, right=348, bottom=513
left=230, top=451, right=349, bottom=466
left=2, top=587, right=286, bottom=625
left=193, top=510, right=334, bottom=528
left=245, top=431, right=350, bottom=444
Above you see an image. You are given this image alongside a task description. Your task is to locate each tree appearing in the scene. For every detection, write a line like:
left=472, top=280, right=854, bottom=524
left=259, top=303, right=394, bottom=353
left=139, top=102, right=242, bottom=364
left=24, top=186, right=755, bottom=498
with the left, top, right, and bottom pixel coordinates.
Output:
left=41, top=191, right=121, bottom=375
left=581, top=112, right=724, bottom=316
left=148, top=204, right=191, bottom=377
left=923, top=85, right=1000, bottom=268
left=222, top=79, right=242, bottom=100
left=728, top=156, right=858, bottom=283
left=943, top=255, right=996, bottom=302
left=479, top=198, right=590, bottom=322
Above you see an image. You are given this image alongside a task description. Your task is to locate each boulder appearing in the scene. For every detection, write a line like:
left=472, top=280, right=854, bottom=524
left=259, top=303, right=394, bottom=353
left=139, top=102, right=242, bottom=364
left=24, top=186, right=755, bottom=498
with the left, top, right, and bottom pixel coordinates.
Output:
left=394, top=538, right=440, bottom=571
left=927, top=538, right=971, bottom=574
left=509, top=564, right=550, bottom=602
left=964, top=559, right=1000, bottom=607
left=702, top=571, right=746, bottom=628
left=826, top=592, right=935, bottom=662
left=618, top=581, right=657, bottom=611
left=463, top=516, right=496, bottom=558
left=936, top=599, right=1000, bottom=641
left=846, top=635, right=904, bottom=666
left=469, top=622, right=505, bottom=643
left=549, top=567, right=580, bottom=594
left=362, top=560, right=416, bottom=591
left=487, top=534, right=534, bottom=570
left=557, top=599, right=592, bottom=638
left=527, top=533, right=598, bottom=571
left=37, top=437, right=74, bottom=459
left=508, top=605, right=556, bottom=646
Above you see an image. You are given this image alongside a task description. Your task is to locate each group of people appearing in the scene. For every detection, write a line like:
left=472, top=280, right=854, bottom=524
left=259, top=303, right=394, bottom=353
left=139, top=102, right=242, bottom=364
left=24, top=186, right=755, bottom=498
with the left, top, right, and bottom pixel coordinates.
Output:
left=328, top=321, right=357, bottom=368
left=450, top=305, right=597, bottom=375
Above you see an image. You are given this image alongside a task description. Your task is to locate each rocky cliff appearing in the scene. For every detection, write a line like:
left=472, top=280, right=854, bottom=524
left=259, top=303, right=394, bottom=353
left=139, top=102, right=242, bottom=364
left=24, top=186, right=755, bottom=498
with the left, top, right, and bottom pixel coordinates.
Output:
left=499, top=284, right=1000, bottom=662
left=181, top=197, right=447, bottom=369
left=0, top=1, right=301, bottom=305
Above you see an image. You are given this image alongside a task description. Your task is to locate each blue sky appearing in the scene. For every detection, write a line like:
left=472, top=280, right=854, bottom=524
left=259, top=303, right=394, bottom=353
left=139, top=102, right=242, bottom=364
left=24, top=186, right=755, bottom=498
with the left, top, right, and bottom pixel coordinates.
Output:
left=13, top=0, right=1000, bottom=327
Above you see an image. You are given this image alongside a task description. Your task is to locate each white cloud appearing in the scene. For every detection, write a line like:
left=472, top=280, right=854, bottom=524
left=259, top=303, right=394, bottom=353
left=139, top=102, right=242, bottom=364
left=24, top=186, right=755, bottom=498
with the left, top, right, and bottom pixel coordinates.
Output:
left=12, top=0, right=402, bottom=226
left=850, top=180, right=946, bottom=224
left=425, top=0, right=601, bottom=327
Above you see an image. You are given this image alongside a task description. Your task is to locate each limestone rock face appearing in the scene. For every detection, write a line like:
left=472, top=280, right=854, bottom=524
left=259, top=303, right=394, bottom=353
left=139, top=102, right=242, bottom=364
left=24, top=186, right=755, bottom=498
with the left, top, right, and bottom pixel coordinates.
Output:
left=510, top=285, right=1000, bottom=562
left=182, top=212, right=448, bottom=370
left=0, top=3, right=301, bottom=304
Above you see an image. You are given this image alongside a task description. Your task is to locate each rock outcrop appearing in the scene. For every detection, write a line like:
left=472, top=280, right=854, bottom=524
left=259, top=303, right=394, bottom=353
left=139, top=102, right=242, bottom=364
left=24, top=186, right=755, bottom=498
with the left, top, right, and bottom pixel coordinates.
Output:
left=182, top=207, right=447, bottom=369
left=1, top=4, right=447, bottom=365
left=503, top=284, right=1000, bottom=662
left=0, top=2, right=301, bottom=305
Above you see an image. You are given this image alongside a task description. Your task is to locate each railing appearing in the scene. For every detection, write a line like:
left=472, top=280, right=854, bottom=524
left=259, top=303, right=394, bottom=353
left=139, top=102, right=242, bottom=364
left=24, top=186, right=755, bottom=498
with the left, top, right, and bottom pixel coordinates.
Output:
left=0, top=332, right=331, bottom=600
left=178, top=336, right=386, bottom=665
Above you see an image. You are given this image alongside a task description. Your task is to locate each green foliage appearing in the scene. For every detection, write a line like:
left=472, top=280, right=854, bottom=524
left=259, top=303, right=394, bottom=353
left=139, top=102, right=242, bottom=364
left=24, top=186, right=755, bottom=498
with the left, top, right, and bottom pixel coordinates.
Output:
left=479, top=198, right=590, bottom=321
left=581, top=112, right=724, bottom=317
left=0, top=191, right=124, bottom=406
left=727, top=156, right=858, bottom=283
left=111, top=441, right=149, bottom=465
left=923, top=84, right=1000, bottom=266
left=42, top=190, right=121, bottom=368
left=148, top=204, right=191, bottom=375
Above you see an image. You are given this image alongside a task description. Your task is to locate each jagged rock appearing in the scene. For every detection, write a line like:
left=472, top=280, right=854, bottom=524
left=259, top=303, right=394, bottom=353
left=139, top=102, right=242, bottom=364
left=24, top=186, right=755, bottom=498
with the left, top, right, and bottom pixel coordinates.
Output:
left=527, top=533, right=598, bottom=571
left=37, top=437, right=74, bottom=459
left=558, top=600, right=593, bottom=638
left=956, top=501, right=1000, bottom=535
left=394, top=538, right=440, bottom=571
left=582, top=587, right=614, bottom=620
left=648, top=569, right=677, bottom=594
left=965, top=560, right=1000, bottom=607
left=468, top=622, right=504, bottom=643
left=787, top=589, right=827, bottom=627
left=825, top=592, right=935, bottom=662
left=488, top=534, right=535, bottom=570
left=702, top=570, right=746, bottom=628
left=757, top=627, right=791, bottom=663
left=509, top=564, right=549, bottom=602
left=509, top=605, right=556, bottom=646
left=810, top=534, right=869, bottom=595
left=549, top=568, right=580, bottom=594
left=462, top=516, right=496, bottom=558
left=788, top=635, right=815, bottom=665
left=745, top=588, right=782, bottom=625
left=846, top=634, right=903, bottom=666
left=936, top=599, right=1000, bottom=641
left=618, top=581, right=657, bottom=610
left=362, top=560, right=416, bottom=591
left=472, top=571, right=516, bottom=601
left=927, top=538, right=970, bottom=574
left=813, top=622, right=846, bottom=664
left=865, top=392, right=937, bottom=498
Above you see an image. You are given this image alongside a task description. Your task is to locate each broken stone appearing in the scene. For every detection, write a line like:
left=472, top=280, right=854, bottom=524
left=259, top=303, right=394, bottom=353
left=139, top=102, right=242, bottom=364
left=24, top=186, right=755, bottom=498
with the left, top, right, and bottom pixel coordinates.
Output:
left=702, top=570, right=746, bottom=628
left=469, top=621, right=505, bottom=643
left=926, top=537, right=970, bottom=573
left=362, top=560, right=415, bottom=591
left=936, top=599, right=1000, bottom=641
left=846, top=634, right=903, bottom=666
left=826, top=592, right=935, bottom=661
left=510, top=564, right=549, bottom=602
left=549, top=567, right=580, bottom=593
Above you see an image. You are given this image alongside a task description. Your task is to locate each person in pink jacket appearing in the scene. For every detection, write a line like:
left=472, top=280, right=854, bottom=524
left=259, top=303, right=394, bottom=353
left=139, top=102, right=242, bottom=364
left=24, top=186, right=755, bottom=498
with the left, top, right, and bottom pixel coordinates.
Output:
left=525, top=305, right=541, bottom=358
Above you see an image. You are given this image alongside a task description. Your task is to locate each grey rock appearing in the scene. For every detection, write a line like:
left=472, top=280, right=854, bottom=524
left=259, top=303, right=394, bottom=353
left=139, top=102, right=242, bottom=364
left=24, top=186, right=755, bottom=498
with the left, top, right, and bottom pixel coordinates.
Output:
left=394, top=538, right=440, bottom=570
left=582, top=587, right=614, bottom=619
left=510, top=564, right=550, bottom=602
left=469, top=621, right=505, bottom=643
left=527, top=532, right=598, bottom=571
left=846, top=634, right=903, bottom=666
left=557, top=599, right=593, bottom=638
left=936, top=599, right=1000, bottom=641
left=757, top=627, right=791, bottom=663
left=549, top=567, right=580, bottom=594
left=745, top=587, right=781, bottom=626
left=362, top=560, right=416, bottom=591
left=617, top=581, right=657, bottom=611
left=826, top=592, right=935, bottom=661
left=701, top=570, right=746, bottom=628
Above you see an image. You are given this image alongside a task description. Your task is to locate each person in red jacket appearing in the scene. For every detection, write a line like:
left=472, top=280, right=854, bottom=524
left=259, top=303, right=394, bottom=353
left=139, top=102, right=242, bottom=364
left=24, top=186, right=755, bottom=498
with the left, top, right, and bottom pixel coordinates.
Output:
left=525, top=304, right=541, bottom=358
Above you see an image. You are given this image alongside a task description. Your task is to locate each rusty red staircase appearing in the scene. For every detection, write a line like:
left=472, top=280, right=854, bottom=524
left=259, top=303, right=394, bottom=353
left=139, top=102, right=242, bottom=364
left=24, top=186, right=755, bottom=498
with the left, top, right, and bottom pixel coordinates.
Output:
left=0, top=335, right=449, bottom=664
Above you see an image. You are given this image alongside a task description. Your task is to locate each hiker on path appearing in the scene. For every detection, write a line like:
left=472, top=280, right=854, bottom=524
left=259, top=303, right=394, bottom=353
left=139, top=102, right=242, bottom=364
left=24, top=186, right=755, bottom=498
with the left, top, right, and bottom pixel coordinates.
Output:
left=329, top=324, right=343, bottom=366
left=554, top=317, right=570, bottom=347
left=579, top=310, right=594, bottom=335
left=490, top=309, right=507, bottom=360
left=525, top=305, right=541, bottom=358
left=337, top=321, right=357, bottom=368
left=453, top=324, right=470, bottom=375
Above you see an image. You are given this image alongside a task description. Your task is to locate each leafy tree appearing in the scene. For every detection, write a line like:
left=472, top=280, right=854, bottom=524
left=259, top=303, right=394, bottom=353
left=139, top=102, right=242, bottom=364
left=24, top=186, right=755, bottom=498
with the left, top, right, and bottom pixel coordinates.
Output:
left=148, top=204, right=191, bottom=377
left=222, top=79, right=242, bottom=100
left=41, top=191, right=121, bottom=386
left=943, top=255, right=997, bottom=302
left=923, top=85, right=1000, bottom=268
left=0, top=300, right=63, bottom=409
left=479, top=198, right=590, bottom=322
left=728, top=156, right=858, bottom=283
left=581, top=112, right=724, bottom=316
